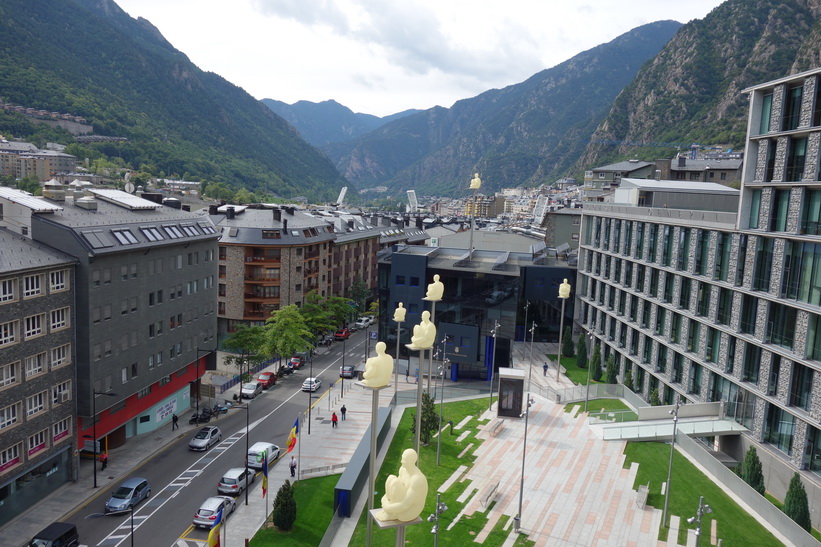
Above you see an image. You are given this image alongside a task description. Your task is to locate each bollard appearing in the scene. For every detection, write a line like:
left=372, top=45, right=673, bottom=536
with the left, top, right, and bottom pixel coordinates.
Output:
left=447, top=420, right=454, bottom=435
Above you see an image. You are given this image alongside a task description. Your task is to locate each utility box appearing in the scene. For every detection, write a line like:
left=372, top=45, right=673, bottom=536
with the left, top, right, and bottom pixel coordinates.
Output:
left=497, top=368, right=525, bottom=418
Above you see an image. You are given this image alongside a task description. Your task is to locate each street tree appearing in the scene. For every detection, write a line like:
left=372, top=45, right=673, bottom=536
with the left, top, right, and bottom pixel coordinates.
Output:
left=740, top=446, right=766, bottom=495
left=561, top=327, right=574, bottom=358
left=272, top=479, right=297, bottom=531
left=222, top=325, right=266, bottom=381
left=348, top=277, right=369, bottom=316
left=299, top=290, right=336, bottom=339
left=591, top=343, right=603, bottom=382
left=576, top=334, right=588, bottom=369
left=605, top=353, right=617, bottom=384
left=325, top=295, right=355, bottom=328
left=784, top=472, right=811, bottom=531
left=263, top=305, right=314, bottom=365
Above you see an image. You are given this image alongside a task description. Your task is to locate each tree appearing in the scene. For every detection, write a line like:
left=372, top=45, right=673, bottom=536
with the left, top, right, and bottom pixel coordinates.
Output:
left=590, top=343, right=603, bottom=382
left=272, top=479, right=297, bottom=531
left=576, top=334, right=588, bottom=369
left=605, top=353, right=617, bottom=384
left=561, top=327, right=574, bottom=358
left=263, top=305, right=314, bottom=372
left=410, top=392, right=439, bottom=445
left=222, top=325, right=266, bottom=380
left=324, top=295, right=355, bottom=328
left=299, top=290, right=336, bottom=339
left=623, top=366, right=634, bottom=392
left=740, top=446, right=766, bottom=495
left=649, top=388, right=661, bottom=406
left=348, top=277, right=370, bottom=317
left=784, top=472, right=811, bottom=532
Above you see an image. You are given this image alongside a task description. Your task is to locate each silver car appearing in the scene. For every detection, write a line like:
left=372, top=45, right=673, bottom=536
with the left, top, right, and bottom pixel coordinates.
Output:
left=192, top=495, right=236, bottom=528
left=105, top=477, right=151, bottom=514
left=217, top=467, right=255, bottom=496
left=189, top=426, right=222, bottom=451
left=241, top=382, right=263, bottom=399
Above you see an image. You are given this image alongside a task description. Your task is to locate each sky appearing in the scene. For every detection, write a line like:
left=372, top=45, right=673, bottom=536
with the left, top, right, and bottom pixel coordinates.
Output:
left=115, top=0, right=727, bottom=118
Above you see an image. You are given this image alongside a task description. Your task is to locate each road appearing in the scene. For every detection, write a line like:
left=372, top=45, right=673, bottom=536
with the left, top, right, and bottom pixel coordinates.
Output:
left=67, top=329, right=371, bottom=547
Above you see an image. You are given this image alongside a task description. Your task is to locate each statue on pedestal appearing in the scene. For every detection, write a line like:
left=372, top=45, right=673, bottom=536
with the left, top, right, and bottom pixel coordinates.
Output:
left=559, top=278, right=571, bottom=299
left=409, top=310, right=435, bottom=350
left=362, top=341, right=393, bottom=388
left=470, top=173, right=482, bottom=190
left=424, top=274, right=444, bottom=301
left=375, top=449, right=428, bottom=522
left=393, top=302, right=406, bottom=323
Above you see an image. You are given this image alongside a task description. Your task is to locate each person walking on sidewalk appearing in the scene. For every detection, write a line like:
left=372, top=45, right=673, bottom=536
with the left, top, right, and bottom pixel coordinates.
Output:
left=172, top=413, right=179, bottom=430
left=289, top=456, right=297, bottom=478
left=340, top=405, right=347, bottom=420
left=543, top=362, right=548, bottom=376
left=331, top=412, right=339, bottom=428
left=99, top=452, right=108, bottom=471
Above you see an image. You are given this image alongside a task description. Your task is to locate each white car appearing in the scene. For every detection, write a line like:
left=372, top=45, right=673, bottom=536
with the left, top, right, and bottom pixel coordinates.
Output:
left=193, top=495, right=236, bottom=528
left=354, top=318, right=370, bottom=330
left=302, top=377, right=321, bottom=392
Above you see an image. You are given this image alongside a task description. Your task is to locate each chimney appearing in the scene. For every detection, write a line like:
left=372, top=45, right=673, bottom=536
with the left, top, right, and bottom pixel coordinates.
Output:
left=655, top=170, right=661, bottom=180
left=283, top=219, right=288, bottom=231
left=75, top=196, right=98, bottom=211
left=227, top=206, right=235, bottom=220
left=273, top=208, right=282, bottom=222
left=208, top=204, right=218, bottom=215
left=415, top=217, right=423, bottom=229
left=182, top=204, right=190, bottom=212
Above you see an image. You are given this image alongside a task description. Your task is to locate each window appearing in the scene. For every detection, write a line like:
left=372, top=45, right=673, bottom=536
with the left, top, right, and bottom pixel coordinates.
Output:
left=687, top=319, right=700, bottom=353
left=742, top=344, right=761, bottom=384
left=655, top=307, right=666, bottom=336
left=634, top=223, right=645, bottom=259
left=112, top=229, right=139, bottom=245
left=52, top=381, right=71, bottom=404
left=740, top=294, right=757, bottom=335
left=768, top=355, right=781, bottom=396
left=672, top=352, right=683, bottom=383
left=696, top=282, right=710, bottom=317
left=25, top=353, right=46, bottom=377
left=51, top=343, right=70, bottom=368
left=0, top=361, right=18, bottom=387
left=768, top=302, right=797, bottom=349
left=735, top=234, right=748, bottom=286
left=671, top=313, right=682, bottom=344
left=706, top=328, right=720, bottom=363
left=764, top=404, right=794, bottom=455
left=717, top=288, right=732, bottom=325
left=24, top=313, right=44, bottom=338
left=753, top=237, right=774, bottom=291
left=677, top=228, right=690, bottom=271
left=122, top=367, right=128, bottom=384
left=714, top=233, right=730, bottom=281
left=49, top=270, right=67, bottom=291
left=647, top=224, right=658, bottom=262
left=802, top=189, right=821, bottom=235
left=51, top=307, right=68, bottom=331
left=770, top=189, right=791, bottom=231
left=0, top=320, right=17, bottom=346
left=661, top=225, right=673, bottom=267
left=396, top=275, right=406, bottom=285
left=53, top=417, right=71, bottom=442
left=688, top=363, right=702, bottom=395
left=0, top=402, right=19, bottom=429
left=0, top=443, right=21, bottom=470
left=726, top=337, right=737, bottom=374
left=0, top=278, right=14, bottom=303
left=790, top=363, right=813, bottom=411
left=759, top=92, right=773, bottom=133
left=786, top=137, right=807, bottom=182
left=782, top=84, right=803, bottom=131
left=694, top=230, right=709, bottom=275
left=24, top=274, right=42, bottom=297
left=141, top=226, right=164, bottom=241
left=26, top=391, right=46, bottom=416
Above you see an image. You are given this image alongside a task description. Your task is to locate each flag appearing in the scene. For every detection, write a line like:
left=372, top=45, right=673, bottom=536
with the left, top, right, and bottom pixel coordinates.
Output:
left=207, top=505, right=224, bottom=547
left=262, top=450, right=268, bottom=498
left=287, top=417, right=299, bottom=453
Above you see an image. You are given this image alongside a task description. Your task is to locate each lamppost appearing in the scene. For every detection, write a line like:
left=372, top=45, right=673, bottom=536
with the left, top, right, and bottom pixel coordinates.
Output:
left=393, top=303, right=406, bottom=403
left=528, top=321, right=536, bottom=390
left=584, top=331, right=595, bottom=413
left=662, top=399, right=682, bottom=528
left=427, top=493, right=448, bottom=546
left=437, top=357, right=448, bottom=466
left=557, top=279, right=571, bottom=382
left=308, top=347, right=313, bottom=435
left=522, top=299, right=530, bottom=345
left=341, top=336, right=346, bottom=397
left=686, top=495, right=712, bottom=546
left=514, top=393, right=535, bottom=532
left=89, top=390, right=117, bottom=488
left=488, top=321, right=500, bottom=411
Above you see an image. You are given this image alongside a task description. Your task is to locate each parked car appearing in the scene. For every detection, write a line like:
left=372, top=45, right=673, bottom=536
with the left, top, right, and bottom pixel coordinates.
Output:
left=256, top=372, right=276, bottom=389
left=29, top=522, right=79, bottom=547
left=241, top=382, right=263, bottom=399
left=193, top=496, right=236, bottom=528
left=364, top=315, right=376, bottom=326
left=189, top=425, right=222, bottom=451
left=217, top=467, right=255, bottom=496
left=105, top=477, right=151, bottom=514
left=302, top=377, right=321, bottom=392
left=334, top=328, right=351, bottom=340
left=340, top=364, right=355, bottom=379
left=289, top=352, right=307, bottom=369
left=484, top=290, right=506, bottom=304
left=246, top=442, right=281, bottom=470
left=354, top=317, right=370, bottom=330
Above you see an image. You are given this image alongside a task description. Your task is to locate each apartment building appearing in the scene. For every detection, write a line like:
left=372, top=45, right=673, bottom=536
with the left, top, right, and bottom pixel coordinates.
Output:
left=577, top=67, right=821, bottom=522
left=0, top=227, right=77, bottom=526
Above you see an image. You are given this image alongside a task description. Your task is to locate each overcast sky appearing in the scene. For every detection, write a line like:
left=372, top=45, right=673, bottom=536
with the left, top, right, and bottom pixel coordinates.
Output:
left=115, top=0, right=726, bottom=117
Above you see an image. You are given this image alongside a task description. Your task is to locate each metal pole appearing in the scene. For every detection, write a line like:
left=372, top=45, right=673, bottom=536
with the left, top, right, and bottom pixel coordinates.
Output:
left=434, top=492, right=441, bottom=547
left=585, top=332, right=594, bottom=413
left=308, top=351, right=313, bottom=435
left=523, top=300, right=529, bottom=344
left=662, top=400, right=681, bottom=528
left=394, top=318, right=403, bottom=404
left=557, top=298, right=566, bottom=382
left=130, top=507, right=134, bottom=547
left=245, top=399, right=250, bottom=507
left=428, top=301, right=437, bottom=393
left=341, top=337, right=346, bottom=398
left=92, top=392, right=97, bottom=488
left=488, top=321, right=499, bottom=411
left=414, top=349, right=423, bottom=454
left=529, top=321, right=536, bottom=391
left=437, top=359, right=446, bottom=466
left=367, top=388, right=379, bottom=546
left=515, top=394, right=532, bottom=532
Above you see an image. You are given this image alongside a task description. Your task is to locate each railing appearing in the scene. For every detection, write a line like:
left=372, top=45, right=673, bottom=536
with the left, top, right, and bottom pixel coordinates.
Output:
left=216, top=357, right=278, bottom=394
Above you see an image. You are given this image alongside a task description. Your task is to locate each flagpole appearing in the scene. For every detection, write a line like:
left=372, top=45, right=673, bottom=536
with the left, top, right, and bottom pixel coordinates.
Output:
left=297, top=414, right=301, bottom=484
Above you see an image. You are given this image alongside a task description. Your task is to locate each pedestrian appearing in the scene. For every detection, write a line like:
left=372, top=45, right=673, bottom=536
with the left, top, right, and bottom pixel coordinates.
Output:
left=172, top=413, right=179, bottom=430
left=289, top=456, right=297, bottom=478
left=340, top=405, right=347, bottom=420
left=331, top=412, right=338, bottom=428
left=543, top=362, right=548, bottom=376
left=99, top=452, right=108, bottom=471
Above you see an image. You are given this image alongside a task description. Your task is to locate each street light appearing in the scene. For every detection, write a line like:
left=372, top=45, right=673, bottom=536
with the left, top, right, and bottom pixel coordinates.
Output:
left=528, top=321, right=536, bottom=391
left=437, top=356, right=448, bottom=466
left=662, top=399, right=682, bottom=528
left=488, top=321, right=499, bottom=411
left=233, top=401, right=252, bottom=506
left=427, top=492, right=448, bottom=547
left=341, top=336, right=346, bottom=397
left=557, top=279, right=571, bottom=382
left=514, top=393, right=535, bottom=532
left=584, top=331, right=595, bottom=413
left=88, top=390, right=117, bottom=488
left=686, top=495, right=712, bottom=546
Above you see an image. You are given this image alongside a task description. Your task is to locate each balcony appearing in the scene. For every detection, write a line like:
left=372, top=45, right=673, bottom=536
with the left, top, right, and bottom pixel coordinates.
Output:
left=245, top=255, right=281, bottom=264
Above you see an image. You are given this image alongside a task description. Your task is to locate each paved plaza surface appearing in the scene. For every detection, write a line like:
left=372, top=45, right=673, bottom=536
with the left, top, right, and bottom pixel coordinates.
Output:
left=0, top=342, right=778, bottom=546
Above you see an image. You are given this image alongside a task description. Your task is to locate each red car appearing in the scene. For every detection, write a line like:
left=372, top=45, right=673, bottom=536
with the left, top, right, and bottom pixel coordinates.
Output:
left=334, top=328, right=351, bottom=340
left=256, top=372, right=276, bottom=389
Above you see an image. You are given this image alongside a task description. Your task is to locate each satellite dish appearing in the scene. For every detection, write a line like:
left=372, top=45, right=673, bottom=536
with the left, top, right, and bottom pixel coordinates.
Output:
left=124, top=182, right=135, bottom=194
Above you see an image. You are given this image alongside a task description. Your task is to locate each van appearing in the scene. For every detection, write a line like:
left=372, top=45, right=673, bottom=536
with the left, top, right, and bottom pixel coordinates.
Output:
left=29, top=522, right=79, bottom=547
left=246, top=441, right=281, bottom=470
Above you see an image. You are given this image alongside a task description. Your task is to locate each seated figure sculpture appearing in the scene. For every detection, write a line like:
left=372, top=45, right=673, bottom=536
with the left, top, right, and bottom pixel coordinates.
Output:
left=470, top=172, right=482, bottom=190
left=393, top=302, right=406, bottom=323
left=361, top=341, right=393, bottom=388
left=424, top=274, right=444, bottom=301
left=559, top=278, right=571, bottom=299
left=375, top=448, right=428, bottom=522
left=409, top=310, right=436, bottom=349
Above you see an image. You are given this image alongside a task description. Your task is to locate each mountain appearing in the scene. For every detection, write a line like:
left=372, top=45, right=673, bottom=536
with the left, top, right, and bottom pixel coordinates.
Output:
left=576, top=0, right=821, bottom=171
left=322, top=21, right=683, bottom=196
left=0, top=0, right=347, bottom=201
left=261, top=99, right=419, bottom=147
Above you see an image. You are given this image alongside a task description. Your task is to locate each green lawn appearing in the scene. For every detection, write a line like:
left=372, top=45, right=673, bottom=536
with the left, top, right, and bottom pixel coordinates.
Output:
left=624, top=442, right=781, bottom=545
left=547, top=353, right=600, bottom=387
left=566, top=398, right=638, bottom=422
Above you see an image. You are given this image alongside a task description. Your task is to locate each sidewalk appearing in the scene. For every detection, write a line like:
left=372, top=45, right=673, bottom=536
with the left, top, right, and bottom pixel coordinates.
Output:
left=1, top=342, right=677, bottom=547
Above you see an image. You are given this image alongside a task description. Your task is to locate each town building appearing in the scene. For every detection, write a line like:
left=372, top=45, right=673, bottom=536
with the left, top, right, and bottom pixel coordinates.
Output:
left=576, top=67, right=821, bottom=523
left=0, top=227, right=77, bottom=527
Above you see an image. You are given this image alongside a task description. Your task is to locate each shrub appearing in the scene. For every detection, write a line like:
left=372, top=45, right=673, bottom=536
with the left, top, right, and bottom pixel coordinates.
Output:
left=561, top=327, right=575, bottom=358
left=740, top=446, right=765, bottom=495
left=273, top=479, right=297, bottom=531
left=590, top=344, right=603, bottom=382
left=784, top=472, right=811, bottom=532
left=576, top=335, right=588, bottom=369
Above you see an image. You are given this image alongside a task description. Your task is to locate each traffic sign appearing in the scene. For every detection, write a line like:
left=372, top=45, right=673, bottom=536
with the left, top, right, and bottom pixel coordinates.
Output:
left=369, top=330, right=378, bottom=340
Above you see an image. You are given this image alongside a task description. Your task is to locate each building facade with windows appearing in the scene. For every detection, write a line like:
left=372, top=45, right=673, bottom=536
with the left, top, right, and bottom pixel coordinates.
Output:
left=0, top=187, right=219, bottom=457
left=577, top=67, right=821, bottom=523
left=0, top=228, right=77, bottom=527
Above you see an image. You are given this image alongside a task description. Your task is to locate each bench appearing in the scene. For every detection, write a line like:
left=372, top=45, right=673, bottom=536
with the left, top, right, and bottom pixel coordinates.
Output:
left=488, top=420, right=504, bottom=437
left=636, top=482, right=650, bottom=509
left=480, top=481, right=500, bottom=507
